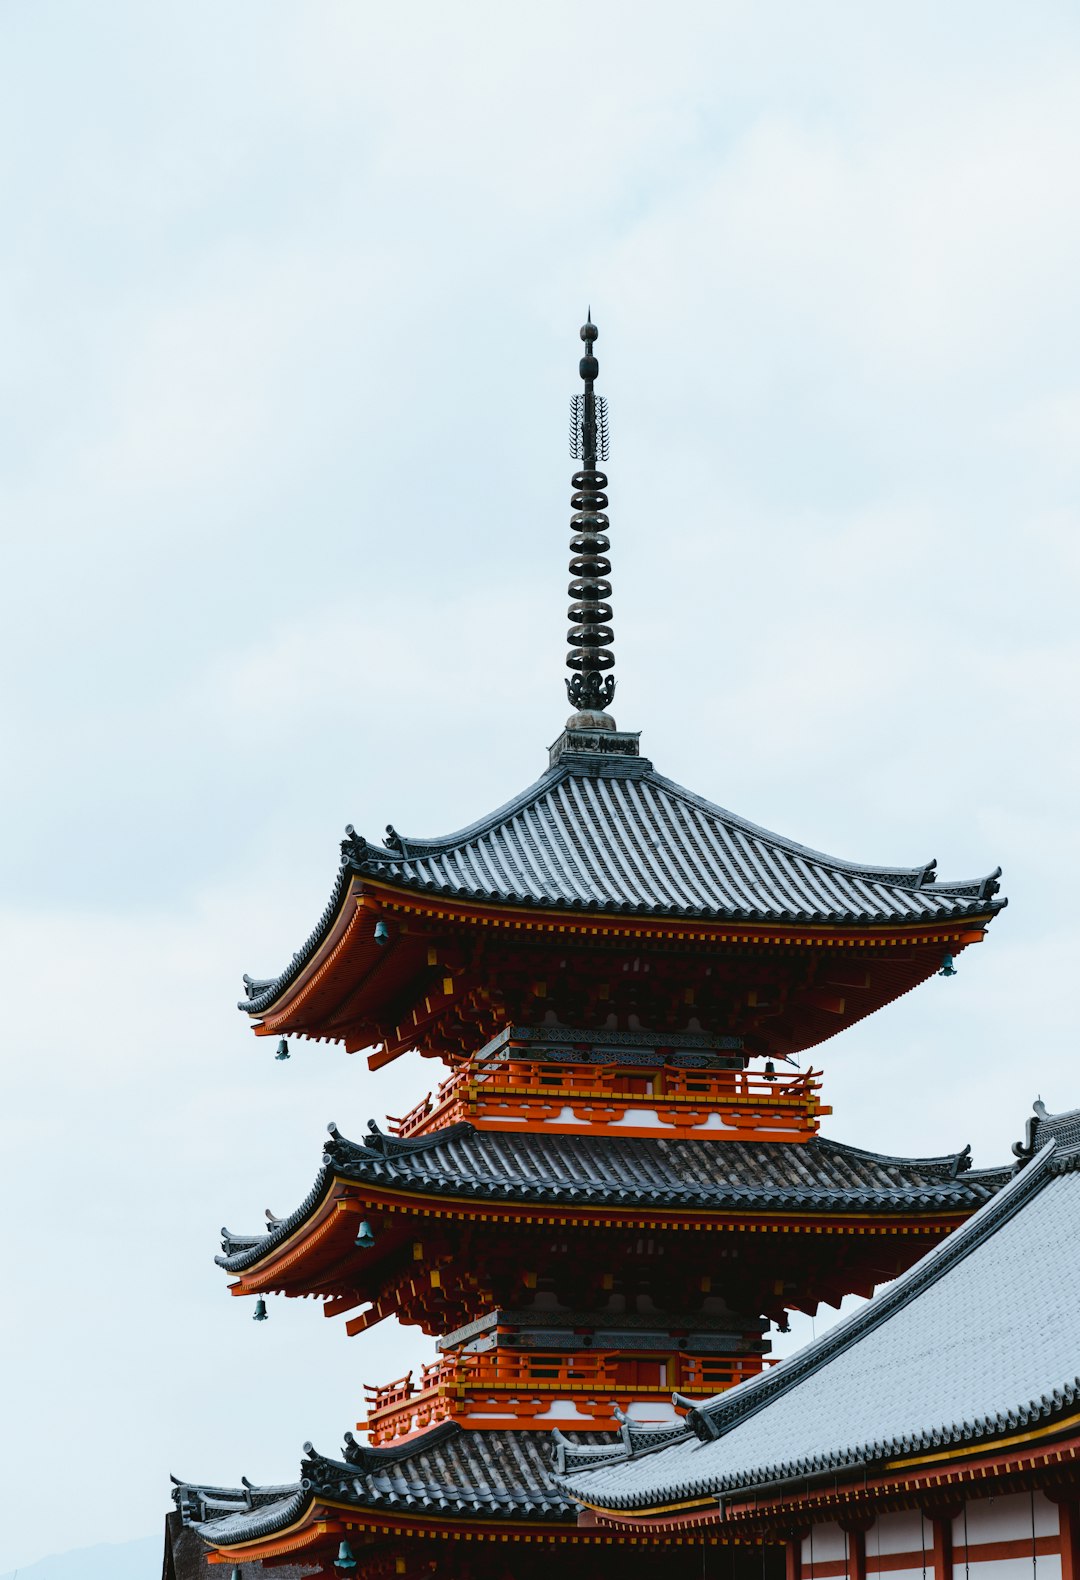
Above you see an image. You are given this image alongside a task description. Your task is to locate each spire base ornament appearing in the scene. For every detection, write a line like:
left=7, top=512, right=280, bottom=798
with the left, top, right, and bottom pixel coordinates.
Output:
left=565, top=708, right=616, bottom=731
left=548, top=720, right=642, bottom=769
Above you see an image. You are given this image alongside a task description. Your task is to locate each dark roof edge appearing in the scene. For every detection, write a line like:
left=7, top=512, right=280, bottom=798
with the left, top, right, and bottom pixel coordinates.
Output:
left=216, top=1155, right=335, bottom=1272
left=216, top=1122, right=1011, bottom=1276
left=181, top=1487, right=312, bottom=1545
left=239, top=856, right=355, bottom=1015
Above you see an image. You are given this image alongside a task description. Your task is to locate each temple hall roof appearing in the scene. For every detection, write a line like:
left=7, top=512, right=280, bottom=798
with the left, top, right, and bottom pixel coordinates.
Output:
left=241, top=753, right=1005, bottom=1017
left=216, top=1120, right=1008, bottom=1274
left=173, top=1423, right=612, bottom=1545
left=553, top=1102, right=1080, bottom=1511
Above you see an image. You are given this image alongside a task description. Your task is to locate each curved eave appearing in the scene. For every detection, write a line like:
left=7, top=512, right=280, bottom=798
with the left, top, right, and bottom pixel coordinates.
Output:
left=215, top=1126, right=1010, bottom=1288
left=238, top=758, right=1006, bottom=1025
left=195, top=1499, right=589, bottom=1563
left=569, top=1409, right=1080, bottom=1530
left=242, top=868, right=1001, bottom=1043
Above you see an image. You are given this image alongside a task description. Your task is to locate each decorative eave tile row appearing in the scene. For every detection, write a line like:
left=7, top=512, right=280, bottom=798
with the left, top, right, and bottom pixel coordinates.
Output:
left=173, top=1424, right=609, bottom=1547
left=216, top=1119, right=1008, bottom=1275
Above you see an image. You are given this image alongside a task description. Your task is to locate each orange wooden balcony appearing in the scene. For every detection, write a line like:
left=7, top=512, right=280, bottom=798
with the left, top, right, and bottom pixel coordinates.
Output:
left=388, top=1059, right=828, bottom=1144
left=359, top=1347, right=773, bottom=1444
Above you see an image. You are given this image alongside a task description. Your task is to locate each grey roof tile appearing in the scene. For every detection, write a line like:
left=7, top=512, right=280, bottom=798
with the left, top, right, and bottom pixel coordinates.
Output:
left=241, top=757, right=1004, bottom=1015
left=554, top=1107, right=1080, bottom=1510
left=175, top=1425, right=613, bottom=1545
left=216, top=1121, right=1008, bottom=1274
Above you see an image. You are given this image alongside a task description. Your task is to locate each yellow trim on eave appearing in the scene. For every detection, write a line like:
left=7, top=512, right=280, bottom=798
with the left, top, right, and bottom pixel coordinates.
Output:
left=570, top=1413, right=1080, bottom=1528
left=574, top=1494, right=719, bottom=1519
left=359, top=878, right=995, bottom=946
left=886, top=1408, right=1080, bottom=1469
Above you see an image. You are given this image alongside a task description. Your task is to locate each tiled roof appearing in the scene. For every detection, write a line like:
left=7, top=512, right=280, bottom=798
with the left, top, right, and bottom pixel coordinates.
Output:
left=216, top=1120, right=1008, bottom=1274
left=241, top=754, right=1004, bottom=1014
left=173, top=1424, right=613, bottom=1546
left=554, top=1104, right=1080, bottom=1510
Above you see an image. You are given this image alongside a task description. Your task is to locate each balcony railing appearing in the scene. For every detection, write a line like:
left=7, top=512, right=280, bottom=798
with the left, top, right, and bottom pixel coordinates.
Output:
left=388, top=1058, right=827, bottom=1144
left=360, top=1347, right=772, bottom=1445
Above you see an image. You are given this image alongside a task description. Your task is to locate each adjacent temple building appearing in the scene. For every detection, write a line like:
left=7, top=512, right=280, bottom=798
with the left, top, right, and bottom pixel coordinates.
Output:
left=168, top=318, right=1009, bottom=1580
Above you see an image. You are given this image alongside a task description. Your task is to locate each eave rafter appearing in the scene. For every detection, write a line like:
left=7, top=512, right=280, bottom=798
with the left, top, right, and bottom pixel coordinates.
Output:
left=246, top=876, right=994, bottom=1066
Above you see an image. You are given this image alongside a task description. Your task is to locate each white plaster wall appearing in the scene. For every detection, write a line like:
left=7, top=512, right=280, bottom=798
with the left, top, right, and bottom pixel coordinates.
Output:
left=803, top=1493, right=1061, bottom=1580
left=873, top=1510, right=930, bottom=1557
left=962, top=1493, right=1059, bottom=1544
left=804, top=1522, right=846, bottom=1565
left=966, top=1557, right=1060, bottom=1580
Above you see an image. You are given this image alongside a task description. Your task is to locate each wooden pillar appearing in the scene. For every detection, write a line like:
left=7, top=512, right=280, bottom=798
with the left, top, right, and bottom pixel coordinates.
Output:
left=847, top=1527, right=867, bottom=1580
left=786, top=1535, right=803, bottom=1580
left=1052, top=1495, right=1080, bottom=1580
left=839, top=1519, right=870, bottom=1580
left=932, top=1515, right=954, bottom=1580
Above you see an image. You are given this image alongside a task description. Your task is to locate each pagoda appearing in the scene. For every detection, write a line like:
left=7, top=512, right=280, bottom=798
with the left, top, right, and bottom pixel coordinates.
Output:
left=168, top=317, right=1008, bottom=1580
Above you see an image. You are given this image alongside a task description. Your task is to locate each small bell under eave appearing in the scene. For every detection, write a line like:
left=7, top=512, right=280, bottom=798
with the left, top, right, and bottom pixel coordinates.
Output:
left=275, top=1039, right=290, bottom=1060
left=764, top=1061, right=777, bottom=1081
left=230, top=1568, right=241, bottom=1580
left=939, top=954, right=958, bottom=978
left=253, top=1297, right=268, bottom=1321
left=355, top=1219, right=377, bottom=1250
left=334, top=1539, right=358, bottom=1573
left=374, top=919, right=390, bottom=946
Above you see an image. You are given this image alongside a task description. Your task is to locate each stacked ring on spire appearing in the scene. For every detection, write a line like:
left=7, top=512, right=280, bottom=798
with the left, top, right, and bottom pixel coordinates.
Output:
left=566, top=468, right=616, bottom=710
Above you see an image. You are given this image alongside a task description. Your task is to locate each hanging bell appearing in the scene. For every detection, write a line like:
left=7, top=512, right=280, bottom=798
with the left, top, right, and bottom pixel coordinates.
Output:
left=230, top=1569, right=241, bottom=1580
left=374, top=920, right=390, bottom=946
left=253, top=1297, right=268, bottom=1322
left=764, top=1060, right=777, bottom=1081
left=355, top=1219, right=377, bottom=1250
left=275, top=1039, right=290, bottom=1060
left=334, top=1539, right=358, bottom=1572
left=939, top=954, right=957, bottom=978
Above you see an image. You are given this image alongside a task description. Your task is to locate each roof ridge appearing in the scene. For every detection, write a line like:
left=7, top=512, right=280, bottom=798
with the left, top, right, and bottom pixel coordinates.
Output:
left=370, top=765, right=571, bottom=858
left=817, top=1134, right=979, bottom=1176
left=646, top=770, right=957, bottom=889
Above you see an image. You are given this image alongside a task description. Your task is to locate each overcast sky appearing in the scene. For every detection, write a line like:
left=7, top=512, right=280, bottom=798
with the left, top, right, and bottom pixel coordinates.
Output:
left=3, top=3, right=1080, bottom=1571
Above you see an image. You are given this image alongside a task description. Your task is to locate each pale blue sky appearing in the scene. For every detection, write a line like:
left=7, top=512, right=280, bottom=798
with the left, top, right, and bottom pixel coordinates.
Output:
left=3, top=3, right=1080, bottom=1571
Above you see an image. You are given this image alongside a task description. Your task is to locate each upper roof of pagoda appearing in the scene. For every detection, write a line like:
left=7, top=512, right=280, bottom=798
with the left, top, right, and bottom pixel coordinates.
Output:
left=241, top=746, right=1004, bottom=1018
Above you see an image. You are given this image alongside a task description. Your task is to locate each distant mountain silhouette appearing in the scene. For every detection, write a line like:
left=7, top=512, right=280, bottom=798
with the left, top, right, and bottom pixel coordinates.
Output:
left=1, top=1535, right=159, bottom=1580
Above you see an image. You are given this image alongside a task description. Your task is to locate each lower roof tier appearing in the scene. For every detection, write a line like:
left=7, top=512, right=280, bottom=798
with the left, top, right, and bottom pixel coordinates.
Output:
left=173, top=1420, right=673, bottom=1556
left=216, top=1120, right=1009, bottom=1331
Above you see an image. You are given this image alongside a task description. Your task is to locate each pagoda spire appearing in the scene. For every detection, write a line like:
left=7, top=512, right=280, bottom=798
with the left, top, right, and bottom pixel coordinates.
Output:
left=565, top=311, right=615, bottom=716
